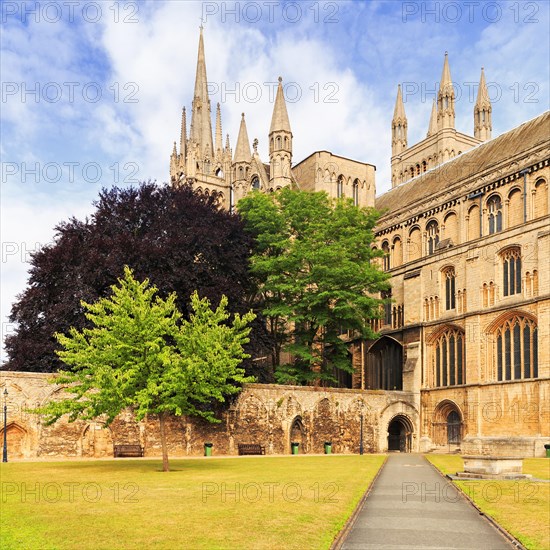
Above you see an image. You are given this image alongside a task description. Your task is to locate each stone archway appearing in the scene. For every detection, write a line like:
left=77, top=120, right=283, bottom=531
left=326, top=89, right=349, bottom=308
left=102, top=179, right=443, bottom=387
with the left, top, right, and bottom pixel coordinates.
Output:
left=433, top=400, right=464, bottom=447
left=290, top=416, right=306, bottom=454
left=387, top=415, right=413, bottom=452
left=0, top=423, right=28, bottom=459
left=81, top=422, right=114, bottom=457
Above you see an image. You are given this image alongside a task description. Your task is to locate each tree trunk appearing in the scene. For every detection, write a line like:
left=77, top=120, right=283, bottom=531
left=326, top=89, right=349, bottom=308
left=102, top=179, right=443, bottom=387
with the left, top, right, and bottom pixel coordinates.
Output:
left=158, top=412, right=170, bottom=472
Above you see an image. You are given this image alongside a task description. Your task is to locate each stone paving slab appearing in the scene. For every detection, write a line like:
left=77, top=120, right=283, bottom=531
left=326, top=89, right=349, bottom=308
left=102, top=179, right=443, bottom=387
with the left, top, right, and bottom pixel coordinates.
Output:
left=341, top=454, right=515, bottom=550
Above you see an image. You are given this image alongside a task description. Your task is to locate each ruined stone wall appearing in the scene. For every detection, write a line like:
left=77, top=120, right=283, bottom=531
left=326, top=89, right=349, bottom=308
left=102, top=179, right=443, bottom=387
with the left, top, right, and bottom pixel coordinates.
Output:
left=0, top=372, right=418, bottom=459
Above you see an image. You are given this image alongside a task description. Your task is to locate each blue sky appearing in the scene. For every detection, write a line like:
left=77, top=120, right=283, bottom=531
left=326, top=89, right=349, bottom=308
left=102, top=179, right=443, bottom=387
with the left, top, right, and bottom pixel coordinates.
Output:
left=1, top=0, right=549, bottom=363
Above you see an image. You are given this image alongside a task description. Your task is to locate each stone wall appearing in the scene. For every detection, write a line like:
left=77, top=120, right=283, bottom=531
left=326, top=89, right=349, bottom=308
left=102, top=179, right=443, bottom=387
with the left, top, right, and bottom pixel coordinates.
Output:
left=0, top=372, right=419, bottom=459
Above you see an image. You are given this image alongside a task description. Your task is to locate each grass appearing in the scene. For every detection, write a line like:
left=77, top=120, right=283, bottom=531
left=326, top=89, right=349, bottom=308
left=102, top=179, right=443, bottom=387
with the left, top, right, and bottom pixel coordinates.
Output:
left=1, top=454, right=385, bottom=550
left=426, top=454, right=550, bottom=550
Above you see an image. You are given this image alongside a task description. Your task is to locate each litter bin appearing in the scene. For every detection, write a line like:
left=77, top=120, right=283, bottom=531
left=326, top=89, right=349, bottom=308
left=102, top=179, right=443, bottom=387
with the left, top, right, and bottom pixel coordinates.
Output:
left=324, top=442, right=332, bottom=455
left=545, top=444, right=550, bottom=458
left=204, top=443, right=213, bottom=457
left=291, top=442, right=299, bottom=455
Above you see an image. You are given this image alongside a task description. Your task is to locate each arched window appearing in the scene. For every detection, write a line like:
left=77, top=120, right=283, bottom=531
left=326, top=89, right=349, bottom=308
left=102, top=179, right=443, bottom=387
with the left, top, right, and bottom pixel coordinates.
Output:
left=238, top=166, right=244, bottom=179
left=501, top=247, right=521, bottom=296
left=365, top=337, right=403, bottom=390
left=392, top=236, right=403, bottom=267
left=534, top=179, right=548, bottom=218
left=229, top=185, right=235, bottom=214
left=442, top=267, right=456, bottom=310
left=382, top=289, right=392, bottom=325
left=444, top=212, right=458, bottom=244
left=353, top=179, right=359, bottom=206
left=487, top=195, right=502, bottom=234
left=251, top=176, right=260, bottom=190
left=408, top=227, right=421, bottom=261
left=508, top=188, right=523, bottom=227
left=467, top=204, right=480, bottom=240
left=494, top=316, right=538, bottom=380
left=337, top=175, right=344, bottom=198
left=427, top=220, right=439, bottom=255
left=432, top=328, right=465, bottom=387
left=382, top=241, right=390, bottom=271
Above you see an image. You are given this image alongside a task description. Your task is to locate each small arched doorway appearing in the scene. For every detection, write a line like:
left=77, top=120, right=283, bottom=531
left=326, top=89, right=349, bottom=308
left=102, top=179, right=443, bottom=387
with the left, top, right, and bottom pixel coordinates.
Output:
left=81, top=422, right=114, bottom=457
left=387, top=415, right=413, bottom=452
left=0, top=423, right=28, bottom=459
left=433, top=400, right=464, bottom=447
left=290, top=417, right=306, bottom=454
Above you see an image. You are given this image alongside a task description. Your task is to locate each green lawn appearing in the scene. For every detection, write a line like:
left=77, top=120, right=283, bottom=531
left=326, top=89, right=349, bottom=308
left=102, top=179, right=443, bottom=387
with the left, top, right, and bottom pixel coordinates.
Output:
left=1, top=455, right=385, bottom=550
left=426, top=455, right=550, bottom=550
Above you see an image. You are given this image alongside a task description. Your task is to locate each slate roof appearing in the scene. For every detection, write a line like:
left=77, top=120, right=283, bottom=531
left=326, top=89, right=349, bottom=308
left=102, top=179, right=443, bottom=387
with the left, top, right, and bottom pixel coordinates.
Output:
left=375, top=111, right=550, bottom=216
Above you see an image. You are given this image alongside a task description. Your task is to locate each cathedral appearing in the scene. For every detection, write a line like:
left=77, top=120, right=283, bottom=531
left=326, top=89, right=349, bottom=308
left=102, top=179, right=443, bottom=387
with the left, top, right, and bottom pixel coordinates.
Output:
left=169, top=30, right=550, bottom=456
left=1, top=30, right=547, bottom=459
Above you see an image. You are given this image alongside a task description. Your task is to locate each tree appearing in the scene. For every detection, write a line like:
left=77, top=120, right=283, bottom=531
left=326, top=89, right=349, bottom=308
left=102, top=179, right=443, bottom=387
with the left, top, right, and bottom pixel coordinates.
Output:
left=38, top=267, right=255, bottom=472
left=5, top=182, right=271, bottom=378
left=238, top=188, right=390, bottom=385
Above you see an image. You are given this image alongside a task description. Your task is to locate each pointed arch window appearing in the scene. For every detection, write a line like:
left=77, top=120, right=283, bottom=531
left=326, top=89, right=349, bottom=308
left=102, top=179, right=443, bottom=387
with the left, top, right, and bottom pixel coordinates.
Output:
left=382, top=241, right=390, bottom=271
left=251, top=176, right=260, bottom=190
left=487, top=195, right=502, bottom=234
left=442, top=267, right=456, bottom=310
left=353, top=179, right=359, bottom=206
left=427, top=220, right=440, bottom=255
left=494, top=316, right=537, bottom=381
left=337, top=175, right=344, bottom=198
left=432, top=328, right=465, bottom=387
left=502, top=247, right=521, bottom=296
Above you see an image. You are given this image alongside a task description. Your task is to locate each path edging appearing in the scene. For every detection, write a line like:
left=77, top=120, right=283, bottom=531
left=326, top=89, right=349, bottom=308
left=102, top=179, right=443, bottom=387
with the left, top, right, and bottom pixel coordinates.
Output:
left=424, top=455, right=527, bottom=550
left=330, top=455, right=388, bottom=550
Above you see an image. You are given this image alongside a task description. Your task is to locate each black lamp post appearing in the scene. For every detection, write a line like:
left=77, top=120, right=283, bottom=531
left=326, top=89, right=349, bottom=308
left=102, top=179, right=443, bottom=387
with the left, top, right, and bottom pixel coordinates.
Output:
left=2, top=389, right=8, bottom=463
left=359, top=401, right=364, bottom=456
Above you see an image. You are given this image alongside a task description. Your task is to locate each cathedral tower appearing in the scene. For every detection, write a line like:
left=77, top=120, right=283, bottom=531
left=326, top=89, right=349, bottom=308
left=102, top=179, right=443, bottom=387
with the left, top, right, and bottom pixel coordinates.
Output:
left=391, top=84, right=408, bottom=156
left=437, top=52, right=455, bottom=130
left=269, top=77, right=293, bottom=188
left=474, top=68, right=492, bottom=141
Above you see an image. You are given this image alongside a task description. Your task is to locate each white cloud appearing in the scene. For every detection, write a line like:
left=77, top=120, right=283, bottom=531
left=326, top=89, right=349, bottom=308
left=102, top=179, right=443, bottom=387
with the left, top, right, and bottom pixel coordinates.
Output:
left=1, top=0, right=549, bottom=363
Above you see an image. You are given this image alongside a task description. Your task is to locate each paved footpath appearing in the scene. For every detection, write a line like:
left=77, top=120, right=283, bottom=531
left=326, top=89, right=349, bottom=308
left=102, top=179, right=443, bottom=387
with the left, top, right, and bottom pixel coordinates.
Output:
left=341, top=454, right=515, bottom=550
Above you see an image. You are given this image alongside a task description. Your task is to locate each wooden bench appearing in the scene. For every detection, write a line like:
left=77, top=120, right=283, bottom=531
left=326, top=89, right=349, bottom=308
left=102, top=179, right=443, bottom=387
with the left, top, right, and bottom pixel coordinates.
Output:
left=114, top=444, right=144, bottom=457
left=238, top=444, right=266, bottom=455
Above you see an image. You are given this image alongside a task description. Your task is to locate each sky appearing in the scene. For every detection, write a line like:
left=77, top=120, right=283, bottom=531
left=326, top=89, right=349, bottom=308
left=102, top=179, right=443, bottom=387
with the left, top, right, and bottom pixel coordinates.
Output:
left=1, top=0, right=549, bottom=363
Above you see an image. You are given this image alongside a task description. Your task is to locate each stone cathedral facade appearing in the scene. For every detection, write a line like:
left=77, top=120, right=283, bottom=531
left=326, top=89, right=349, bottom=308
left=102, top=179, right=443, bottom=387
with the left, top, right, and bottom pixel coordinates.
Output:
left=168, top=30, right=549, bottom=457
left=1, top=31, right=548, bottom=459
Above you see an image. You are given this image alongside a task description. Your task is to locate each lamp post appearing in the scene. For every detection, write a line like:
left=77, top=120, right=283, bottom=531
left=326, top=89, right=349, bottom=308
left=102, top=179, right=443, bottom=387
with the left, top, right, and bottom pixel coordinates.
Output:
left=359, top=401, right=364, bottom=456
left=2, top=389, right=8, bottom=463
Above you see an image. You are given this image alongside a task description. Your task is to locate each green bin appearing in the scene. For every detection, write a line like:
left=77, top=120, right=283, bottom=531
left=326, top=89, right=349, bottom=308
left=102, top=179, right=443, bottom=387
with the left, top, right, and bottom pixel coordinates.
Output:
left=291, top=442, right=299, bottom=455
left=545, top=444, right=550, bottom=458
left=324, top=442, right=332, bottom=455
left=204, top=443, right=213, bottom=456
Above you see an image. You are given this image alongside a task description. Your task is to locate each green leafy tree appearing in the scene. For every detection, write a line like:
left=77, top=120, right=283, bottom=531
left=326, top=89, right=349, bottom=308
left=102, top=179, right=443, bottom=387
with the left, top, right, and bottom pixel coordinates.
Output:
left=238, top=188, right=389, bottom=385
left=38, top=267, right=255, bottom=471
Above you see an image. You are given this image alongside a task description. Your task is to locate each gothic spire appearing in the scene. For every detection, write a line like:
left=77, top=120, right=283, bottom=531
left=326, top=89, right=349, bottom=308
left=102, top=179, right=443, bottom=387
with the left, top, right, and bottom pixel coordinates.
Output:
left=393, top=84, right=406, bottom=121
left=269, top=77, right=292, bottom=135
left=189, top=27, right=214, bottom=159
left=391, top=84, right=407, bottom=156
left=234, top=113, right=251, bottom=163
left=437, top=52, right=455, bottom=130
left=474, top=67, right=492, bottom=141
